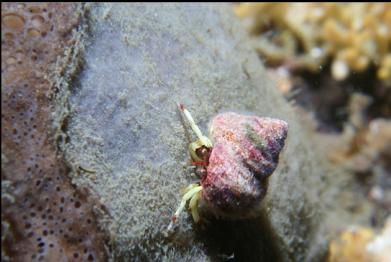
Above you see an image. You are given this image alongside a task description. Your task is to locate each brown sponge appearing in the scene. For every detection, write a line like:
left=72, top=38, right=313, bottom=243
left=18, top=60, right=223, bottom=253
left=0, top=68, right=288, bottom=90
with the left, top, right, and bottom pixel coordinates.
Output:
left=1, top=3, right=108, bottom=261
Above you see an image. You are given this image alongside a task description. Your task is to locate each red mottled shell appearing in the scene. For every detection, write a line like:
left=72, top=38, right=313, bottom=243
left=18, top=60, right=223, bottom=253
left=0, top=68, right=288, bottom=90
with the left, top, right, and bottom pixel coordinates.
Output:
left=201, top=113, right=288, bottom=218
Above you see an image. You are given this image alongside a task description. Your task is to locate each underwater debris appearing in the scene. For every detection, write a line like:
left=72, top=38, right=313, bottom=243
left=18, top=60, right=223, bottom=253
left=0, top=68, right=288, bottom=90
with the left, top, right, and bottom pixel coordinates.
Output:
left=328, top=226, right=375, bottom=262
left=234, top=3, right=391, bottom=85
left=168, top=104, right=288, bottom=230
left=328, top=217, right=391, bottom=262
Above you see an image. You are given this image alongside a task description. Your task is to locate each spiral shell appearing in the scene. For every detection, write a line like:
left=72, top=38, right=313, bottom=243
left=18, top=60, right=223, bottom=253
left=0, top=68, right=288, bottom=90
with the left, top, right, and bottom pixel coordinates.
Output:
left=201, top=113, right=288, bottom=218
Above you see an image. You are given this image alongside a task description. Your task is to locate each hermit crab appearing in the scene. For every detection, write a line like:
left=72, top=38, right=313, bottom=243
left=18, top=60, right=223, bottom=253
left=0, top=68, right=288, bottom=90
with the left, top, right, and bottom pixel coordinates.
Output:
left=168, top=104, right=288, bottom=230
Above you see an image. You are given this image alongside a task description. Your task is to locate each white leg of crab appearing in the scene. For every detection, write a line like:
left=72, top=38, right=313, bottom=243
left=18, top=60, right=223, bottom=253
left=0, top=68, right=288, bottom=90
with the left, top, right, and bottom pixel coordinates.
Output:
left=189, top=188, right=202, bottom=222
left=167, top=184, right=202, bottom=231
left=168, top=104, right=213, bottom=230
left=179, top=103, right=213, bottom=148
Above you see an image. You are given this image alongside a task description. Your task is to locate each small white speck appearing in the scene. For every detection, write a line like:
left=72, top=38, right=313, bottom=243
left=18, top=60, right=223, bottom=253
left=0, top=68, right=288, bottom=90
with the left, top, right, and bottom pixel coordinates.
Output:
left=310, top=47, right=323, bottom=58
left=332, top=60, right=349, bottom=80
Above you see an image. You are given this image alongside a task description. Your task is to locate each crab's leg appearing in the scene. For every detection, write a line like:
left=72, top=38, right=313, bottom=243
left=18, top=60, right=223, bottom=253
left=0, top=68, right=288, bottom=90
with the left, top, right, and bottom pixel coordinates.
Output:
left=178, top=104, right=213, bottom=148
left=168, top=184, right=203, bottom=230
left=180, top=183, right=199, bottom=195
left=189, top=190, right=202, bottom=222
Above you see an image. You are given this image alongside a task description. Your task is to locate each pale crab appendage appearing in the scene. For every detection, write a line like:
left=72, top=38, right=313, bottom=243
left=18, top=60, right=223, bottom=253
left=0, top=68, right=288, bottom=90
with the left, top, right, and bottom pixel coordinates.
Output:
left=167, top=184, right=202, bottom=231
left=167, top=104, right=213, bottom=231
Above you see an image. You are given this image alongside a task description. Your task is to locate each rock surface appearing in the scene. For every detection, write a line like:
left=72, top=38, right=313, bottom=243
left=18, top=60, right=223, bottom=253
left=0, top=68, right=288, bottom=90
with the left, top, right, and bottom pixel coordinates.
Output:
left=58, top=3, right=334, bottom=261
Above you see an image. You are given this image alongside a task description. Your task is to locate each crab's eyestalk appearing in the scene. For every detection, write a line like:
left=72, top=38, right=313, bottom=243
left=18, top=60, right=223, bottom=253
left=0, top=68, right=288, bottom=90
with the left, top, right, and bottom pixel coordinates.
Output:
left=178, top=103, right=213, bottom=148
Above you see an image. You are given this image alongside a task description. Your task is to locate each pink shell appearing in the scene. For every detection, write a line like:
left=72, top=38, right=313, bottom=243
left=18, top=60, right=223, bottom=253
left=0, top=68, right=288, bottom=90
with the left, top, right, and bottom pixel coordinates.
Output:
left=201, top=113, right=288, bottom=218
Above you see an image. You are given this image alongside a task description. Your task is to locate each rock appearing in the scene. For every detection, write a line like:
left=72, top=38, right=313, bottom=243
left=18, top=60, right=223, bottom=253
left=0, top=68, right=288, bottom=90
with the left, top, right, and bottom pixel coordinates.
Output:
left=58, top=3, right=331, bottom=261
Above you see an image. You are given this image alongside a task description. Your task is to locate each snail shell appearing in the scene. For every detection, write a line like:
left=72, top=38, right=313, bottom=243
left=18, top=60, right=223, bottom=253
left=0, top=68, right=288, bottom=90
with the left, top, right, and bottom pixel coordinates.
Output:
left=201, top=113, right=288, bottom=218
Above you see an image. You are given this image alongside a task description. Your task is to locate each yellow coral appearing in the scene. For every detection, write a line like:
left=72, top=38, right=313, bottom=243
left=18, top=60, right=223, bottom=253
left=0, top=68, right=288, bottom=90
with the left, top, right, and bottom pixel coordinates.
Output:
left=328, top=227, right=375, bottom=262
left=328, top=218, right=391, bottom=262
left=234, top=3, right=391, bottom=85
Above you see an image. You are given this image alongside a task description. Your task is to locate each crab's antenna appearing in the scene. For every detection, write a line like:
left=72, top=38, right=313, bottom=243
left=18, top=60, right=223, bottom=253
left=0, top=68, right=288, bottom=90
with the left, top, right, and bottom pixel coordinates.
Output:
left=178, top=103, right=213, bottom=148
